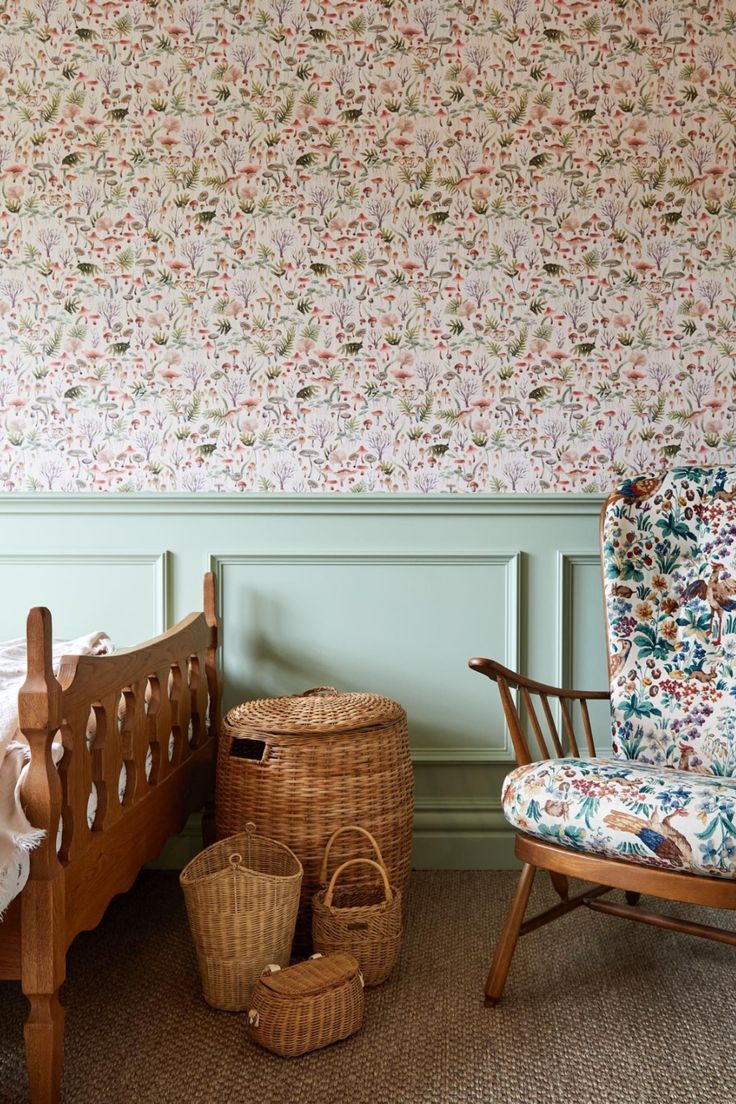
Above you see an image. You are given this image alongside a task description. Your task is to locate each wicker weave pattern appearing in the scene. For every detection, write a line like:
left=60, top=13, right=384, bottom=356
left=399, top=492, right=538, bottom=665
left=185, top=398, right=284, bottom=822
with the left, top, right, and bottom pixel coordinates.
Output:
left=180, top=829, right=302, bottom=1011
left=312, top=828, right=402, bottom=987
left=247, top=953, right=364, bottom=1058
left=227, top=688, right=405, bottom=733
left=217, top=688, right=414, bottom=951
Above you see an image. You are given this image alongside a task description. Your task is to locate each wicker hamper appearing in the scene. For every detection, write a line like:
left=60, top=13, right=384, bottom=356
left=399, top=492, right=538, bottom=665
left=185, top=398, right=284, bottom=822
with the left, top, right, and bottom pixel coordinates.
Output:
left=247, top=953, right=364, bottom=1057
left=180, top=826, right=303, bottom=1011
left=217, top=687, right=413, bottom=951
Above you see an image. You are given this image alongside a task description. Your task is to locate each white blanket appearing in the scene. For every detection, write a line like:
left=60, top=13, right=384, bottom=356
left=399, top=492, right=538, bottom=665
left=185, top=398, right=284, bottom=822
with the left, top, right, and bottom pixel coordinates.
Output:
left=0, top=632, right=113, bottom=918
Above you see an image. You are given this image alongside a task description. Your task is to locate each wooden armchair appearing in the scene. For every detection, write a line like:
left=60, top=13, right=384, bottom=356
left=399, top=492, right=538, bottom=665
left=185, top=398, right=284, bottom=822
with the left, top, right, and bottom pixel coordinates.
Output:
left=471, top=467, right=736, bottom=1007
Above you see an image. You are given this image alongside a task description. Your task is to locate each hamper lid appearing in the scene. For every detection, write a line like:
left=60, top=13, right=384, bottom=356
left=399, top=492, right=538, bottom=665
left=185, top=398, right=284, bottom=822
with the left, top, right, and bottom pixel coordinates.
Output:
left=224, top=688, right=405, bottom=736
left=259, top=953, right=360, bottom=997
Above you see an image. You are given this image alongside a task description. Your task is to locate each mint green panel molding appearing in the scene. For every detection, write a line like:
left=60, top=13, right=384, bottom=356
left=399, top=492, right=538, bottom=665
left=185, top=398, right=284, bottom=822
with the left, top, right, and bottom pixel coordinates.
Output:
left=210, top=551, right=520, bottom=764
left=0, top=552, right=169, bottom=643
left=0, top=494, right=609, bottom=869
left=557, top=551, right=610, bottom=755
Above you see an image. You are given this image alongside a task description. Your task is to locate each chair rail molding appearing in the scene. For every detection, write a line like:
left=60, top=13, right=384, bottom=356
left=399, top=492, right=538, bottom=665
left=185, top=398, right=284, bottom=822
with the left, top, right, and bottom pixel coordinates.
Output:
left=0, top=492, right=607, bottom=516
left=414, top=796, right=505, bottom=831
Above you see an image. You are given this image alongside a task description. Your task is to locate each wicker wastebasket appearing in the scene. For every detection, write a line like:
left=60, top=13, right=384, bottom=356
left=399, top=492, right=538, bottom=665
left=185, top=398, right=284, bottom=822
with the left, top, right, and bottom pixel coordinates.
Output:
left=180, top=826, right=303, bottom=1010
left=217, top=687, right=413, bottom=951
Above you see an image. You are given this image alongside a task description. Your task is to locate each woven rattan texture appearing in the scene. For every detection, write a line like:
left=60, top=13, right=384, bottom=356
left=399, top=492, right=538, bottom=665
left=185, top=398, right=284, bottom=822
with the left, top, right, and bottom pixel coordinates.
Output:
left=217, top=691, right=413, bottom=952
left=248, top=954, right=364, bottom=1058
left=180, top=831, right=302, bottom=1011
left=312, top=829, right=402, bottom=986
left=312, top=888, right=401, bottom=988
left=224, top=690, right=405, bottom=734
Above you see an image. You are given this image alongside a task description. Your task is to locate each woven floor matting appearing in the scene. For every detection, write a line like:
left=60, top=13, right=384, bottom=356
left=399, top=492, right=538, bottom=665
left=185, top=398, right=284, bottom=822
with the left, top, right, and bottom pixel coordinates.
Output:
left=2, top=869, right=735, bottom=1103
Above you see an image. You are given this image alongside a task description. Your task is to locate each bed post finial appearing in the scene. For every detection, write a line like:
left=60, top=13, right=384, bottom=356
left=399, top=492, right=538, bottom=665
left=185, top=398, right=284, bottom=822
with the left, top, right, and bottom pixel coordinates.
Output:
left=203, top=570, right=218, bottom=647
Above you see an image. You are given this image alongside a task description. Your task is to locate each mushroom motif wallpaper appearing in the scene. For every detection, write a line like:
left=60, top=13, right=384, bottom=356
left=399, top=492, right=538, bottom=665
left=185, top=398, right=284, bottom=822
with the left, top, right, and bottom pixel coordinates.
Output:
left=0, top=0, right=734, bottom=492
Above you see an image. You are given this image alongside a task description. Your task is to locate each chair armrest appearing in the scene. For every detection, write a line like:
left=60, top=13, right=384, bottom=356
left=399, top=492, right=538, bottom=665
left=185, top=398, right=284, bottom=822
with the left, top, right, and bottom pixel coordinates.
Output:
left=468, top=657, right=610, bottom=765
left=468, top=657, right=610, bottom=701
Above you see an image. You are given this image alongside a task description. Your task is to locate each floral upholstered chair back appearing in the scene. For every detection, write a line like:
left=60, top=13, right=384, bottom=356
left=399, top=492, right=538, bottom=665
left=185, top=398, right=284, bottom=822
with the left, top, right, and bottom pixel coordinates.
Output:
left=603, top=467, right=736, bottom=778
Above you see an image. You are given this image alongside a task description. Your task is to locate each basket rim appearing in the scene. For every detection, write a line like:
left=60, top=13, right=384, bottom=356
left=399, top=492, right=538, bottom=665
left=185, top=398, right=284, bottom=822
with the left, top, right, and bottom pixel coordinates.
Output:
left=179, top=831, right=303, bottom=886
left=223, top=691, right=406, bottom=735
left=224, top=719, right=401, bottom=740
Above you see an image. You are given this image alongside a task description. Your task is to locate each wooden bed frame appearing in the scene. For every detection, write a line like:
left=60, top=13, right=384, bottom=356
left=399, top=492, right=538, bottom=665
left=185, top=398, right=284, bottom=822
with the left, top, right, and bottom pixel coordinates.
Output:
left=0, top=572, right=220, bottom=1104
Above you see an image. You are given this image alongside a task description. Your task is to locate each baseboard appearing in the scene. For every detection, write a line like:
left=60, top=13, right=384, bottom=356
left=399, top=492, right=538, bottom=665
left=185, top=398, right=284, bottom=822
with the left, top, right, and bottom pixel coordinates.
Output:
left=412, top=798, right=516, bottom=868
left=412, top=832, right=517, bottom=870
left=148, top=799, right=516, bottom=872
left=150, top=813, right=203, bottom=871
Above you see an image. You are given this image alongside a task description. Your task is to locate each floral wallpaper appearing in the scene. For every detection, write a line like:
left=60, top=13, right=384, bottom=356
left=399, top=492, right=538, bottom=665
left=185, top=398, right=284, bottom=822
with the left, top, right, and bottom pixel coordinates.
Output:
left=0, top=0, right=734, bottom=492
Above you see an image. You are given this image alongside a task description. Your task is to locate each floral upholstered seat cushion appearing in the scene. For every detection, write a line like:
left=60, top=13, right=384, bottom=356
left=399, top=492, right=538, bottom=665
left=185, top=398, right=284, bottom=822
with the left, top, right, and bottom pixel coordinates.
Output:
left=603, top=466, right=736, bottom=777
left=501, top=466, right=736, bottom=877
left=502, top=757, right=736, bottom=879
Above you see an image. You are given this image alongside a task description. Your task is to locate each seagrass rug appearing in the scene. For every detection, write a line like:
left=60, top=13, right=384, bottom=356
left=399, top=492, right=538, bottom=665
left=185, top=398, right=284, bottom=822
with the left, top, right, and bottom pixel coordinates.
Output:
left=1, top=869, right=735, bottom=1104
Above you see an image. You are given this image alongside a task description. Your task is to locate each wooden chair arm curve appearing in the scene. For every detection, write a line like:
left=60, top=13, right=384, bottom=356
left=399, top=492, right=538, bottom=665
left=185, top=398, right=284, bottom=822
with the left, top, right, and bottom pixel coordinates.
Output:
left=468, top=657, right=610, bottom=701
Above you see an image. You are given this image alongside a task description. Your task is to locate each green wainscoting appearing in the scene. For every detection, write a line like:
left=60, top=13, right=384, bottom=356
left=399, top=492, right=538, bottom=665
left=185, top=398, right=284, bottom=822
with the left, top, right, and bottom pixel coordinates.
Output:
left=0, top=494, right=610, bottom=869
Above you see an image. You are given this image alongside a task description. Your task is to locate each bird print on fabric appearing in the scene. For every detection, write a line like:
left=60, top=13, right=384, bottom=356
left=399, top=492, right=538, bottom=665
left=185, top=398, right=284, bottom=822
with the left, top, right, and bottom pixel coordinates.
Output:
left=609, top=477, right=663, bottom=505
left=609, top=639, right=632, bottom=679
left=603, top=810, right=693, bottom=868
left=681, top=563, right=736, bottom=645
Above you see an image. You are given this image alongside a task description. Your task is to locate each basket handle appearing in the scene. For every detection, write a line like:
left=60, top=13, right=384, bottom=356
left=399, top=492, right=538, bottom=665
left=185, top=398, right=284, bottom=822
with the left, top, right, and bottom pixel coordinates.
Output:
left=228, top=824, right=257, bottom=873
left=319, top=824, right=388, bottom=883
left=301, top=686, right=339, bottom=697
left=324, top=857, right=393, bottom=908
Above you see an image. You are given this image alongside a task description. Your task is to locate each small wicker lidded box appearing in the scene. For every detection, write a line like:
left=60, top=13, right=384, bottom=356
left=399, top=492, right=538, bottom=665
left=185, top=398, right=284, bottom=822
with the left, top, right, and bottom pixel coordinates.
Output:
left=248, top=953, right=364, bottom=1058
left=217, top=687, right=414, bottom=952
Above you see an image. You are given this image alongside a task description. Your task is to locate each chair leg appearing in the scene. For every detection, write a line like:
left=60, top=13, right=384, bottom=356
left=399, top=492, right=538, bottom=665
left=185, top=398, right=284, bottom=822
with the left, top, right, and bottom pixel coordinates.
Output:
left=549, top=871, right=569, bottom=900
left=485, top=862, right=536, bottom=1007
left=625, top=891, right=641, bottom=905
left=25, top=991, right=64, bottom=1104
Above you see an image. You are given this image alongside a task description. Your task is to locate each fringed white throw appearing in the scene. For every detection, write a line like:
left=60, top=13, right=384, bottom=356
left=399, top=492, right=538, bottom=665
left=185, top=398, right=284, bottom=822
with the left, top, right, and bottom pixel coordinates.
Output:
left=0, top=632, right=113, bottom=918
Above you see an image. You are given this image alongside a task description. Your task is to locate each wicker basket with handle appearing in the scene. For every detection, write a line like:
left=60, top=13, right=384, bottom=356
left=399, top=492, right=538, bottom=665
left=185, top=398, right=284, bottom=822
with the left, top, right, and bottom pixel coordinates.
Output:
left=247, top=953, right=364, bottom=1057
left=312, top=826, right=402, bottom=986
left=180, top=824, right=303, bottom=1011
left=217, top=686, right=413, bottom=952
